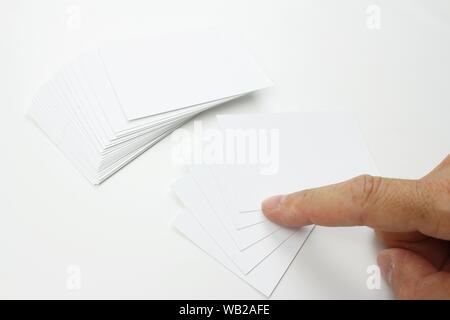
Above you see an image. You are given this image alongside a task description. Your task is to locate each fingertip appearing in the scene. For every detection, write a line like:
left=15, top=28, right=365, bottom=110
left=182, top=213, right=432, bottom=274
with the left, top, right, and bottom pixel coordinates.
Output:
left=261, top=195, right=284, bottom=219
left=262, top=193, right=312, bottom=227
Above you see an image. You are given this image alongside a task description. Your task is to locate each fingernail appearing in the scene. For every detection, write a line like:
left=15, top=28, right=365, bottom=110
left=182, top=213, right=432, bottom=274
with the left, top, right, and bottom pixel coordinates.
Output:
left=377, top=253, right=394, bottom=284
left=262, top=195, right=284, bottom=214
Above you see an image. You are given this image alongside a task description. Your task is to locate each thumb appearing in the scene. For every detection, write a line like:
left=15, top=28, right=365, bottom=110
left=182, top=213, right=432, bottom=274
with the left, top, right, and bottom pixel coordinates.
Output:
left=378, top=248, right=450, bottom=299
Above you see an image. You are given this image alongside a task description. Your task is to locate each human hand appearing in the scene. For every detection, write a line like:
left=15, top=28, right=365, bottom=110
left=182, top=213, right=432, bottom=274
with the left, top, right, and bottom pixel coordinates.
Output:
left=261, top=155, right=450, bottom=299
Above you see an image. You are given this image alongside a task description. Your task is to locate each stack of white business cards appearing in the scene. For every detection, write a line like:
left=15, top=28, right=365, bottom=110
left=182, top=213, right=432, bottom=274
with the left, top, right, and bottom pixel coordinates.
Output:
left=28, top=30, right=271, bottom=184
left=172, top=112, right=379, bottom=297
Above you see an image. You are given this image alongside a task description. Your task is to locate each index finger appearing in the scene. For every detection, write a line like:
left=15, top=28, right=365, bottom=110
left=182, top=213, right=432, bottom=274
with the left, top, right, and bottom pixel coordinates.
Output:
left=261, top=175, right=450, bottom=239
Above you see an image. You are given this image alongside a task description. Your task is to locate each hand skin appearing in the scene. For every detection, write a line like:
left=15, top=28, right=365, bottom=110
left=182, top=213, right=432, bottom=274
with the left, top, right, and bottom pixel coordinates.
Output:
left=261, top=154, right=450, bottom=299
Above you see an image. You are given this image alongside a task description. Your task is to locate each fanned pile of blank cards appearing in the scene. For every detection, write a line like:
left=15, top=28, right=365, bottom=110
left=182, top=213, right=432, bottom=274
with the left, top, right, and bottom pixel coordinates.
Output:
left=28, top=30, right=271, bottom=184
left=28, top=29, right=379, bottom=297
left=172, top=112, right=379, bottom=296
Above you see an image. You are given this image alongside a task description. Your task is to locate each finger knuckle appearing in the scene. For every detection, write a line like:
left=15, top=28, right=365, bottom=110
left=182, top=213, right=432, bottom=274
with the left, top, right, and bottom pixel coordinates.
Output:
left=349, top=174, right=383, bottom=210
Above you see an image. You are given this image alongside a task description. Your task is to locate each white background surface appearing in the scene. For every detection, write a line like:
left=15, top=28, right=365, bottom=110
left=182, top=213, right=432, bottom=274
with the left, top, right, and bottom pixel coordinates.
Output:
left=1, top=0, right=449, bottom=299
